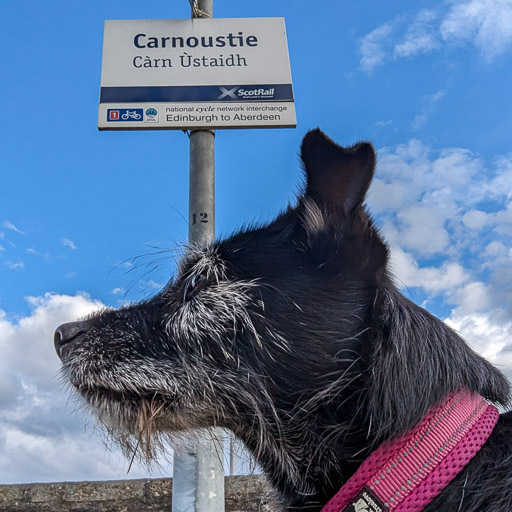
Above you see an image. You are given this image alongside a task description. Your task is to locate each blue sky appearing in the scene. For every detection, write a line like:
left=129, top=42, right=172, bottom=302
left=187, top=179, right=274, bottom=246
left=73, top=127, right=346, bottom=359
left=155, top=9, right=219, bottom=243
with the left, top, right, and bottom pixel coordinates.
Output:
left=1, top=0, right=511, bottom=484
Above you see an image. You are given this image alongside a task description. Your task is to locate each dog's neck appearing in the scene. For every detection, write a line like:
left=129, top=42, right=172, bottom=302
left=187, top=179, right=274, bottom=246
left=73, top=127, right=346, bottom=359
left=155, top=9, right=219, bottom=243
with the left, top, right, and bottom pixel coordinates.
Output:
left=320, top=389, right=499, bottom=512
left=232, top=291, right=508, bottom=511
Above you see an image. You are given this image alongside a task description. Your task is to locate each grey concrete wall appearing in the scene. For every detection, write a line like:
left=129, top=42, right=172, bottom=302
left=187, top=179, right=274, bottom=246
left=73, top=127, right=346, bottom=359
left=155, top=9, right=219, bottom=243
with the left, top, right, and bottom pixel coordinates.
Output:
left=0, top=476, right=279, bottom=512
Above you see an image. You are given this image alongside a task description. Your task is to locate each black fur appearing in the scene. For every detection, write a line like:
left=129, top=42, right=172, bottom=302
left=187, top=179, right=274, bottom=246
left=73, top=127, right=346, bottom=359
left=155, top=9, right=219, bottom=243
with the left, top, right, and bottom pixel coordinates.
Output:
left=55, top=129, right=512, bottom=511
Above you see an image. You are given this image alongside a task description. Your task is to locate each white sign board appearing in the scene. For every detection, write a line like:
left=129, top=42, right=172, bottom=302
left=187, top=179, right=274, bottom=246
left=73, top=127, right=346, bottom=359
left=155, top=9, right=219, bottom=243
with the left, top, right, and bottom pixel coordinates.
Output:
left=98, top=18, right=296, bottom=130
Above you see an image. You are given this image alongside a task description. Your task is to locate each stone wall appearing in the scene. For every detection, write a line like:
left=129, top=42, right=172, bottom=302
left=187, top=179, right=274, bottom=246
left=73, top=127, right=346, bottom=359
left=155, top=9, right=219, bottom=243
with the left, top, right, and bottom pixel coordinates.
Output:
left=0, top=476, right=279, bottom=512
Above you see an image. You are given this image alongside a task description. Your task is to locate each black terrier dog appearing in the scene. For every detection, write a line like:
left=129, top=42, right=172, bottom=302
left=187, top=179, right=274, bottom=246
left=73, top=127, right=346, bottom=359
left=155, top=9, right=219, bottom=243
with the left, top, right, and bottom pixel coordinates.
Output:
left=55, top=130, right=512, bottom=511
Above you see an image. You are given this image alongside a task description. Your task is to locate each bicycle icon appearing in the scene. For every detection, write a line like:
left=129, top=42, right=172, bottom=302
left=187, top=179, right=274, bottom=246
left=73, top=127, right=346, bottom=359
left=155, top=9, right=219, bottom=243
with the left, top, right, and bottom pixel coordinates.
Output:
left=121, top=110, right=142, bottom=120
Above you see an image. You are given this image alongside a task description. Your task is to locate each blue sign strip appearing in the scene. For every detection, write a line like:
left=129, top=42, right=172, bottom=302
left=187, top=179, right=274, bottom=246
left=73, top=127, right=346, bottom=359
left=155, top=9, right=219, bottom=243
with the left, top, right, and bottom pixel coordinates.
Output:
left=100, top=84, right=294, bottom=103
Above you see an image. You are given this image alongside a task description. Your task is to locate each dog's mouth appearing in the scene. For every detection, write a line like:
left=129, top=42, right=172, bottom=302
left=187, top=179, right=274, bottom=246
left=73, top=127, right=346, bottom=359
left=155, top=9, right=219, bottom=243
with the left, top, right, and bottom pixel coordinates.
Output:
left=70, top=380, right=206, bottom=428
left=79, top=386, right=166, bottom=404
left=76, top=383, right=216, bottom=456
left=68, top=375, right=181, bottom=414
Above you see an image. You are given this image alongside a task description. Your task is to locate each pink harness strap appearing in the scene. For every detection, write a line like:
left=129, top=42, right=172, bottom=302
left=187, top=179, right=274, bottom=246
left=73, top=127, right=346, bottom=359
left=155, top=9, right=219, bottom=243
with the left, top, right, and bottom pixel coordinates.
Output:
left=321, top=390, right=499, bottom=512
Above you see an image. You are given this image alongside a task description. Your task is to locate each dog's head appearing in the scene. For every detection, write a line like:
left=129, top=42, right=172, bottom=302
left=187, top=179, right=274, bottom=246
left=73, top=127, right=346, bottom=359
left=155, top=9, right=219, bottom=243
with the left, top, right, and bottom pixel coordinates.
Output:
left=55, top=129, right=509, bottom=504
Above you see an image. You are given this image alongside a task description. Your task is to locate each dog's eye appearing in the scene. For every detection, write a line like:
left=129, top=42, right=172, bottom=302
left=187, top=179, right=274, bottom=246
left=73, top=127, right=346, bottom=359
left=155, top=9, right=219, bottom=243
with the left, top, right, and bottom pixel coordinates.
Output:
left=183, top=270, right=209, bottom=302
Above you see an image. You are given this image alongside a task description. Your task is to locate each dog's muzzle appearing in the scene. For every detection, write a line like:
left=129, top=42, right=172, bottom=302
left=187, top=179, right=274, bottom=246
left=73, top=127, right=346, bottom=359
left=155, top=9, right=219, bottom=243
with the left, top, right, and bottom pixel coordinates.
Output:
left=54, top=320, right=92, bottom=359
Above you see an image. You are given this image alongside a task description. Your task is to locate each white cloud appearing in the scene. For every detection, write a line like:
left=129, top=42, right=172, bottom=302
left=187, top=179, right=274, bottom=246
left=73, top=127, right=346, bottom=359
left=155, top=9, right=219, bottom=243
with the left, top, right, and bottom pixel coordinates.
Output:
left=0, top=427, right=143, bottom=484
left=452, top=281, right=492, bottom=314
left=2, top=221, right=25, bottom=235
left=369, top=139, right=512, bottom=320
left=484, top=240, right=508, bottom=258
left=446, top=312, right=512, bottom=381
left=358, top=0, right=512, bottom=74
left=389, top=248, right=469, bottom=294
left=431, top=147, right=483, bottom=187
left=412, top=90, right=445, bottom=130
left=0, top=293, right=160, bottom=484
left=369, top=180, right=410, bottom=212
left=358, top=22, right=396, bottom=74
left=440, top=0, right=512, bottom=60
left=62, top=238, right=77, bottom=250
left=5, top=260, right=25, bottom=270
left=372, top=140, right=509, bottom=212
left=111, top=287, right=125, bottom=295
left=489, top=155, right=512, bottom=199
left=462, top=209, right=493, bottom=230
left=394, top=9, right=440, bottom=58
left=396, top=205, right=450, bottom=254
left=374, top=120, right=393, bottom=128
left=369, top=140, right=483, bottom=220
left=494, top=202, right=512, bottom=236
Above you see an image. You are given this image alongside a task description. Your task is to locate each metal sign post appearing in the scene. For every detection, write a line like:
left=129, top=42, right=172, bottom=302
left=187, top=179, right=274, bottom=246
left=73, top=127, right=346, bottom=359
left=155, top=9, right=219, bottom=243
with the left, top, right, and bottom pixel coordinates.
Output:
left=97, top=4, right=296, bottom=509
left=172, top=4, right=225, bottom=512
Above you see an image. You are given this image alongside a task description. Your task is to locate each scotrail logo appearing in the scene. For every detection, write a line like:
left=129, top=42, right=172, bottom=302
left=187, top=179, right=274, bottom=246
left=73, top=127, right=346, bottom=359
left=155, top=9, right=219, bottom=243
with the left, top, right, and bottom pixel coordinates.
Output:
left=237, top=87, right=275, bottom=99
left=217, top=86, right=276, bottom=100
left=218, top=86, right=239, bottom=100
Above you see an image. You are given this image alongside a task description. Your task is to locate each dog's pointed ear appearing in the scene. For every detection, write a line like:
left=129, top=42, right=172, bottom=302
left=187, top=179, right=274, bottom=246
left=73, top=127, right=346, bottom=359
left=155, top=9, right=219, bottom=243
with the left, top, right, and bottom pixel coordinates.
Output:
left=296, top=129, right=386, bottom=277
left=301, top=129, right=376, bottom=214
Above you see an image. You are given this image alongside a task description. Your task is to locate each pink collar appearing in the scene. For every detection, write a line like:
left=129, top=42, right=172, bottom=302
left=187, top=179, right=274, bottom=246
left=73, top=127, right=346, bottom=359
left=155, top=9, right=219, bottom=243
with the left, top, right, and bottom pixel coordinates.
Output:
left=321, top=390, right=499, bottom=512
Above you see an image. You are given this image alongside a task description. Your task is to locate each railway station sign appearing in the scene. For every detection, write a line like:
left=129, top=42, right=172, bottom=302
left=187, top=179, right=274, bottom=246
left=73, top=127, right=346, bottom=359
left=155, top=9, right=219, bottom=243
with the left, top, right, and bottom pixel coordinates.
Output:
left=98, top=18, right=296, bottom=130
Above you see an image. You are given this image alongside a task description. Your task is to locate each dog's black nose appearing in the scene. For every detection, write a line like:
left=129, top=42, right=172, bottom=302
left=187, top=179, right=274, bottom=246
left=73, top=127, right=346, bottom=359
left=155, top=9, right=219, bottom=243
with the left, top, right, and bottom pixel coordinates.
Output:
left=54, top=320, right=91, bottom=358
